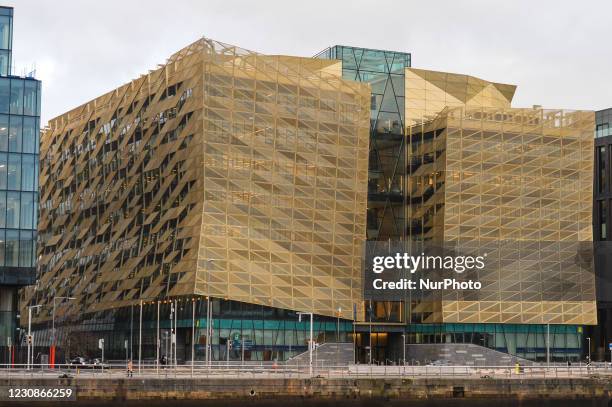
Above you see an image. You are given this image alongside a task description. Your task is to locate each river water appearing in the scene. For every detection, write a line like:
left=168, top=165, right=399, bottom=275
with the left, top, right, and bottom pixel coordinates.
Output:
left=11, top=398, right=607, bottom=407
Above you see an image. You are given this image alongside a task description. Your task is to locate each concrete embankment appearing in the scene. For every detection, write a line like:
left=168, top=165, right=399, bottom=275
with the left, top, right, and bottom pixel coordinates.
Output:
left=1, top=376, right=612, bottom=403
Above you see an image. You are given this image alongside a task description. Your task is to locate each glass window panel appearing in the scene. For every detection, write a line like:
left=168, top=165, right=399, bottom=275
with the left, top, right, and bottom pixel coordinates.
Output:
left=369, top=76, right=387, bottom=95
left=23, top=80, right=37, bottom=116
left=0, top=191, right=5, bottom=228
left=390, top=74, right=405, bottom=97
left=0, top=50, right=8, bottom=77
left=8, top=115, right=21, bottom=152
left=21, top=154, right=34, bottom=191
left=31, top=231, right=36, bottom=266
left=35, top=118, right=39, bottom=154
left=0, top=15, right=10, bottom=50
left=22, top=117, right=35, bottom=153
left=376, top=111, right=403, bottom=135
left=5, top=229, right=17, bottom=266
left=380, top=89, right=400, bottom=112
left=0, top=229, right=5, bottom=267
left=0, top=152, right=6, bottom=189
left=20, top=192, right=33, bottom=229
left=0, top=114, right=6, bottom=151
left=339, top=49, right=357, bottom=70
left=6, top=191, right=19, bottom=228
left=7, top=153, right=19, bottom=189
left=359, top=50, right=387, bottom=73
left=9, top=79, right=23, bottom=115
left=19, top=231, right=32, bottom=267
left=0, top=78, right=9, bottom=113
left=600, top=200, right=608, bottom=240
left=33, top=192, right=38, bottom=228
left=36, top=82, right=41, bottom=117
left=34, top=159, right=38, bottom=192
left=599, top=146, right=607, bottom=194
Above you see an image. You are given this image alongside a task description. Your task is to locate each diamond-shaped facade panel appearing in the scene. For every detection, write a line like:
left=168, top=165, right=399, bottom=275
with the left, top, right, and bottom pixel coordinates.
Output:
left=26, top=38, right=370, bottom=324
left=406, top=106, right=596, bottom=325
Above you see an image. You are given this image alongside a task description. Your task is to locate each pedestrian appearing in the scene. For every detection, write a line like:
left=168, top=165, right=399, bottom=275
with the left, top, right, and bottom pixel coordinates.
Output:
left=161, top=355, right=167, bottom=368
left=127, top=359, right=133, bottom=377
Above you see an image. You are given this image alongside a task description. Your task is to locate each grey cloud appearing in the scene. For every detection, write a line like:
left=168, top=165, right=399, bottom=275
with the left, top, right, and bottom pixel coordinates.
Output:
left=5, top=0, right=611, bottom=125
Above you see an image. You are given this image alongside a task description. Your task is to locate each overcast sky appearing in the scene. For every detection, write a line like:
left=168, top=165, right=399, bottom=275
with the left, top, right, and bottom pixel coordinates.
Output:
left=5, top=0, right=612, bottom=125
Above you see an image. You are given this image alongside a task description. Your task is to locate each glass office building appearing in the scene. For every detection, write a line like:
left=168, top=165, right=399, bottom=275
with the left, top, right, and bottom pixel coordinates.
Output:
left=0, top=5, right=41, bottom=355
left=589, top=107, right=612, bottom=361
left=0, top=7, right=12, bottom=77
left=315, top=45, right=411, bottom=242
left=318, top=46, right=595, bottom=363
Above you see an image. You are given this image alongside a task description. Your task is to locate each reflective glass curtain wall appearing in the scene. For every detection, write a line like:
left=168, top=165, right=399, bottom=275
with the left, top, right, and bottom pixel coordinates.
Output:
left=596, top=109, right=612, bottom=139
left=594, top=109, right=612, bottom=242
left=315, top=46, right=411, bottom=242
left=0, top=5, right=39, bottom=287
left=0, top=77, right=40, bottom=277
left=315, top=46, right=411, bottom=325
left=0, top=5, right=40, bottom=355
left=0, top=7, right=11, bottom=77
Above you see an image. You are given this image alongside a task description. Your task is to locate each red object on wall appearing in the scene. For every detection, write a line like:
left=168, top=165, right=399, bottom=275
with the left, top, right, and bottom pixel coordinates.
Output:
left=50, top=345, right=55, bottom=368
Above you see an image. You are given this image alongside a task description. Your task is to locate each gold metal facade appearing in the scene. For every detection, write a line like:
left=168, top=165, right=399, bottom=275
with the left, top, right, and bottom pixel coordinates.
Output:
left=27, top=38, right=370, bottom=323
left=406, top=105, right=596, bottom=325
left=405, top=68, right=516, bottom=126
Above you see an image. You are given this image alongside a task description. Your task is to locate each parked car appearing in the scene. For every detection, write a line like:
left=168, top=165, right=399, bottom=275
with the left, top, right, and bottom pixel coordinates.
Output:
left=90, top=358, right=109, bottom=369
left=68, top=357, right=88, bottom=367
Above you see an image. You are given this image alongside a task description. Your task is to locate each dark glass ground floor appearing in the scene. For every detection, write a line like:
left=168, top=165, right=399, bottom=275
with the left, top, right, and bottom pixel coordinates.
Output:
left=26, top=298, right=590, bottom=364
left=0, top=286, right=18, bottom=347
left=354, top=323, right=586, bottom=363
left=29, top=297, right=352, bottom=363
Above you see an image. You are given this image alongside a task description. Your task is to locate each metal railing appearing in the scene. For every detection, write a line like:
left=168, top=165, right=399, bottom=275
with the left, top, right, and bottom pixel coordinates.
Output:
left=0, top=362, right=611, bottom=379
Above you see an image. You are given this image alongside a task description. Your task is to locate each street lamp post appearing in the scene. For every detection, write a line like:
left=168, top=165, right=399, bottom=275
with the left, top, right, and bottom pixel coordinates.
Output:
left=27, top=304, right=42, bottom=370
left=587, top=337, right=591, bottom=364
left=204, top=259, right=214, bottom=367
left=368, top=301, right=372, bottom=365
left=402, top=333, right=406, bottom=366
left=336, top=308, right=341, bottom=368
left=51, top=296, right=75, bottom=368
left=169, top=301, right=174, bottom=368
left=138, top=300, right=143, bottom=373
left=174, top=299, right=178, bottom=368
left=336, top=308, right=341, bottom=342
left=297, top=312, right=313, bottom=377
left=241, top=332, right=245, bottom=367
left=546, top=323, right=550, bottom=366
left=156, top=301, right=160, bottom=374
left=205, top=295, right=210, bottom=367
left=191, top=298, right=196, bottom=377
